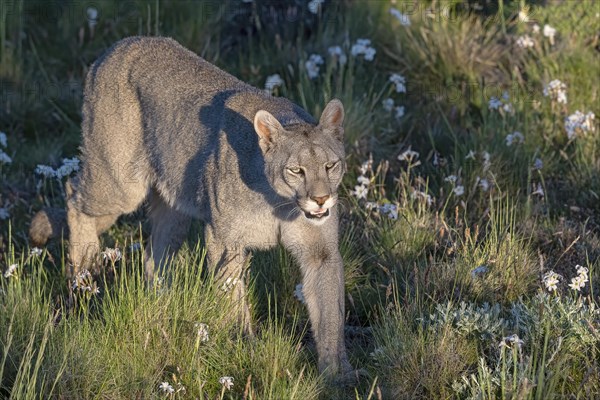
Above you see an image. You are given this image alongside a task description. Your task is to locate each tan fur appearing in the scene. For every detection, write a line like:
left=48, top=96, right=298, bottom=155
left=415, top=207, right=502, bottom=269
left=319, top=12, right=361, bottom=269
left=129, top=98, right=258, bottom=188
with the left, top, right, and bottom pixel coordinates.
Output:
left=29, top=37, right=352, bottom=379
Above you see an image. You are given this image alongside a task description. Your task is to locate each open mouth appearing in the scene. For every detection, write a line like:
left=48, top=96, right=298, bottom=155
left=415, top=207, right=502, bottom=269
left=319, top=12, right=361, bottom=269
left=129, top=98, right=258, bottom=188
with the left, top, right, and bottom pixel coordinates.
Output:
left=304, top=209, right=330, bottom=219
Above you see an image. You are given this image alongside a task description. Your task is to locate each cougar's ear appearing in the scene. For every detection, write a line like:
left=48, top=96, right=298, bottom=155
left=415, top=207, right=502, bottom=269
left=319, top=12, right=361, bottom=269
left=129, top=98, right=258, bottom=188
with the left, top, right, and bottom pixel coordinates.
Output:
left=254, top=110, right=284, bottom=152
left=319, top=99, right=344, bottom=140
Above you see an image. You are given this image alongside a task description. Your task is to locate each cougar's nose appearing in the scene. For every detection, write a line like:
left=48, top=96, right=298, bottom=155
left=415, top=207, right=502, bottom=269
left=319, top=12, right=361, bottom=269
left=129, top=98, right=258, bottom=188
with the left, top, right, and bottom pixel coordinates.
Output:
left=310, top=195, right=330, bottom=206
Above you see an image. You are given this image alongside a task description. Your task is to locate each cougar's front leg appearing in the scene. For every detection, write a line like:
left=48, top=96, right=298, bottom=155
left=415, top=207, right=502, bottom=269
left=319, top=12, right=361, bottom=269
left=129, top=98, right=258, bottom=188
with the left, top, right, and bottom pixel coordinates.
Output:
left=286, top=238, right=351, bottom=377
left=204, top=226, right=253, bottom=335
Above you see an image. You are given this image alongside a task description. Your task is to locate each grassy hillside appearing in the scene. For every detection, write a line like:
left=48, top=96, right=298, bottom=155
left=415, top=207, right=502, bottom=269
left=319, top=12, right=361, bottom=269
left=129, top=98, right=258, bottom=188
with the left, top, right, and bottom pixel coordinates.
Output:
left=1, top=1, right=599, bottom=398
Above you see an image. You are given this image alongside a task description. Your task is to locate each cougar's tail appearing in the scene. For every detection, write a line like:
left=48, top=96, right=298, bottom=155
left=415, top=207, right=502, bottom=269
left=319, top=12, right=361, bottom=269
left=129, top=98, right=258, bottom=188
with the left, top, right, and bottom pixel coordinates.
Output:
left=29, top=207, right=68, bottom=246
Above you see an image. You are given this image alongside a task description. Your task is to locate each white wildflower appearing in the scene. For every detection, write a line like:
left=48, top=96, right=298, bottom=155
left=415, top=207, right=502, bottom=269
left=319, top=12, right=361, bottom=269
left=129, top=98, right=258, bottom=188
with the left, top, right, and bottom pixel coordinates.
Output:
left=465, top=150, right=476, bottom=160
left=453, top=185, right=465, bottom=196
left=543, top=79, right=567, bottom=104
left=352, top=185, right=368, bottom=200
left=379, top=203, right=398, bottom=220
left=351, top=38, right=376, bottom=61
left=543, top=271, right=560, bottom=291
left=55, top=157, right=80, bottom=178
left=308, top=0, right=324, bottom=14
left=411, top=190, right=433, bottom=206
left=488, top=97, right=503, bottom=110
left=518, top=8, right=530, bottom=22
left=159, top=381, right=175, bottom=394
left=533, top=158, right=543, bottom=170
left=195, top=323, right=210, bottom=342
left=30, top=247, right=43, bottom=257
left=305, top=54, right=324, bottom=79
left=499, top=334, right=524, bottom=350
left=0, top=208, right=9, bottom=220
left=505, top=131, right=524, bottom=146
left=398, top=148, right=419, bottom=162
left=327, top=46, right=347, bottom=65
left=101, top=247, right=122, bottom=263
left=532, top=183, right=544, bottom=197
left=389, top=73, right=406, bottom=93
left=35, top=164, right=56, bottom=178
left=394, top=106, right=405, bottom=120
left=294, top=283, right=305, bottom=303
left=4, top=264, right=17, bottom=278
left=382, top=98, right=395, bottom=112
left=482, top=151, right=491, bottom=172
left=444, top=175, right=458, bottom=184
left=543, top=24, right=557, bottom=45
left=357, top=175, right=370, bottom=186
left=564, top=111, right=595, bottom=140
left=477, top=177, right=490, bottom=192
left=0, top=151, right=12, bottom=164
left=390, top=7, right=411, bottom=26
left=219, top=376, right=234, bottom=390
left=568, top=275, right=587, bottom=291
left=359, top=159, right=372, bottom=175
left=0, top=132, right=6, bottom=147
left=516, top=35, right=535, bottom=49
left=532, top=24, right=540, bottom=34
left=86, top=7, right=98, bottom=29
left=576, top=264, right=588, bottom=279
left=264, top=74, right=284, bottom=93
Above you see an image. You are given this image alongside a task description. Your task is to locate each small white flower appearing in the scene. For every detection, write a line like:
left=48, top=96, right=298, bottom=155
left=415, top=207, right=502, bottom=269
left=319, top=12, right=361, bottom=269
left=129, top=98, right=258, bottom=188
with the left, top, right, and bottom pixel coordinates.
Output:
left=394, top=106, right=405, bottom=120
left=195, top=323, right=210, bottom=342
left=0, top=151, right=12, bottom=165
left=351, top=38, right=376, bottom=61
left=543, top=79, right=567, bottom=105
left=308, top=0, right=324, bottom=14
left=264, top=74, right=284, bottom=93
left=389, top=73, right=406, bottom=93
left=543, top=24, right=557, bottom=44
left=543, top=271, right=561, bottom=291
left=0, top=207, right=9, bottom=220
left=568, top=275, right=587, bottom=291
left=352, top=185, right=368, bottom=200
left=518, top=8, right=530, bottom=22
left=219, top=376, right=234, bottom=390
left=532, top=183, right=544, bottom=197
left=564, top=111, right=595, bottom=139
left=532, top=24, right=540, bottom=34
left=359, top=159, right=372, bottom=175
left=533, top=158, right=543, bottom=170
left=327, top=46, right=347, bottom=65
left=477, top=177, right=490, bottom=192
left=390, top=7, right=411, bottom=26
left=159, top=381, right=175, bottom=394
left=488, top=97, right=502, bottom=110
left=482, top=151, right=491, bottom=172
left=35, top=164, right=56, bottom=178
left=576, top=265, right=588, bottom=279
left=382, top=98, right=395, bottom=112
left=294, top=283, right=305, bottom=303
left=4, top=264, right=17, bottom=278
left=0, top=132, right=6, bottom=147
left=379, top=203, right=398, bottom=220
left=101, top=247, right=122, bottom=263
left=444, top=175, right=458, bottom=184
left=465, top=150, right=476, bottom=160
left=505, top=131, right=524, bottom=146
left=516, top=35, right=535, bottom=49
left=453, top=185, right=465, bottom=196
left=305, top=54, right=324, bottom=79
left=499, top=334, right=524, bottom=350
left=357, top=175, right=370, bottom=186
left=365, top=201, right=378, bottom=210
left=86, top=7, right=98, bottom=28
left=398, top=148, right=419, bottom=162
left=30, top=247, right=43, bottom=257
left=55, top=157, right=80, bottom=178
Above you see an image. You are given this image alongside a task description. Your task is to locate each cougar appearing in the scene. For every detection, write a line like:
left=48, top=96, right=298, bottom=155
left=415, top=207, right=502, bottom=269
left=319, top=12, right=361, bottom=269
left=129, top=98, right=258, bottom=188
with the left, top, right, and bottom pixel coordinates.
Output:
left=30, top=36, right=351, bottom=378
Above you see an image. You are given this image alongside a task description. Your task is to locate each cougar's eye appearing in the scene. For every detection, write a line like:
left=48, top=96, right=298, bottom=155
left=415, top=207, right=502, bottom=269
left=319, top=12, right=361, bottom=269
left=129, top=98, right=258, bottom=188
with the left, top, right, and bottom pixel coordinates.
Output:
left=287, top=167, right=303, bottom=175
left=325, top=161, right=338, bottom=170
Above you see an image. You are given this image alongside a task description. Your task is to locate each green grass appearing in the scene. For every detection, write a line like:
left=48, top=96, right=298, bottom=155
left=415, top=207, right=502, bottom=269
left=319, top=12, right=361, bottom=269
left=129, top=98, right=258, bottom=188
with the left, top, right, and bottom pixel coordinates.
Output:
left=1, top=0, right=599, bottom=398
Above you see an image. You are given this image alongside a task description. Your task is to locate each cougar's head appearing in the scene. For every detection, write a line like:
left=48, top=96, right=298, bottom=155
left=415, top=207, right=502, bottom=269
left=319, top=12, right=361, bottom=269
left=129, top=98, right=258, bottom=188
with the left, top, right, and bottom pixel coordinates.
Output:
left=254, top=99, right=346, bottom=224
